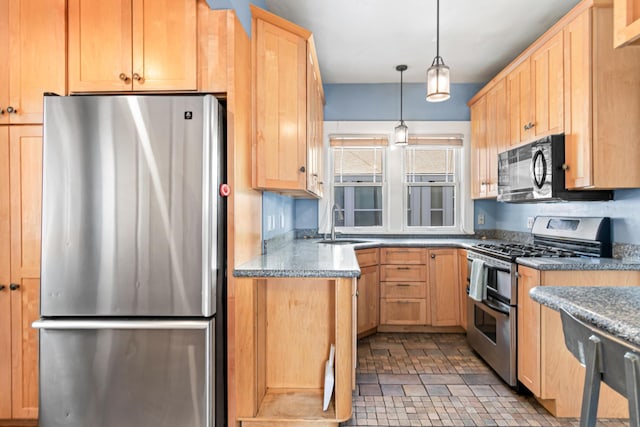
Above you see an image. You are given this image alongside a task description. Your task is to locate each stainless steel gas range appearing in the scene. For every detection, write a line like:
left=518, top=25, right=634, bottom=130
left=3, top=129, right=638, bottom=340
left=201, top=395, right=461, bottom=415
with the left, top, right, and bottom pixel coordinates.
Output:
left=466, top=216, right=611, bottom=387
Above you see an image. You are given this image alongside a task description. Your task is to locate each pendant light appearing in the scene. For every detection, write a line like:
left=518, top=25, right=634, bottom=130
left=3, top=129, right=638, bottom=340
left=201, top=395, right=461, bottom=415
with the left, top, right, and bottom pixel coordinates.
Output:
left=394, top=64, right=408, bottom=145
left=426, top=0, right=450, bottom=102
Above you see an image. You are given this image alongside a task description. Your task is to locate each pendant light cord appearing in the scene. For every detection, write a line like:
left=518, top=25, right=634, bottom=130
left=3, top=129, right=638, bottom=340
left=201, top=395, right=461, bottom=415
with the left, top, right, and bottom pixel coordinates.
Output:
left=400, top=68, right=403, bottom=121
left=436, top=0, right=440, bottom=58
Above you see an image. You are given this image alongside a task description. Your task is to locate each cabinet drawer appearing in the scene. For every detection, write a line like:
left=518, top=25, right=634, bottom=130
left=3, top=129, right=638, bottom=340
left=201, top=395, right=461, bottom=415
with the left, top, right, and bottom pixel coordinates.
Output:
left=380, top=248, right=426, bottom=264
left=380, top=299, right=427, bottom=325
left=381, top=282, right=426, bottom=299
left=356, top=248, right=379, bottom=267
left=380, top=265, right=427, bottom=282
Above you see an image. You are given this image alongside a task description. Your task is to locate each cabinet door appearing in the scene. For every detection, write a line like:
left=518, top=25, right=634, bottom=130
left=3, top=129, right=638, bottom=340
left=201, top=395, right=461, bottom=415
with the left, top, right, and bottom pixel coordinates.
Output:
left=470, top=97, right=487, bottom=198
left=563, top=10, right=592, bottom=189
left=613, top=0, right=640, bottom=47
left=254, top=19, right=307, bottom=191
left=7, top=0, right=66, bottom=124
left=532, top=32, right=564, bottom=138
left=380, top=299, right=427, bottom=326
left=429, top=249, right=459, bottom=327
left=9, top=125, right=41, bottom=419
left=132, top=0, right=196, bottom=91
left=357, top=265, right=379, bottom=337
left=0, top=1, right=9, bottom=125
left=485, top=79, right=507, bottom=196
left=68, top=0, right=133, bottom=92
left=457, top=249, right=468, bottom=330
left=306, top=49, right=323, bottom=196
left=507, top=59, right=533, bottom=146
left=517, top=265, right=541, bottom=397
left=0, top=127, right=11, bottom=418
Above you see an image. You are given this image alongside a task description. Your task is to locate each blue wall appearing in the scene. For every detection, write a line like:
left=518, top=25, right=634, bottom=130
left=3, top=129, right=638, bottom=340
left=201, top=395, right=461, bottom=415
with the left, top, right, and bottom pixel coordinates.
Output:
left=324, top=83, right=483, bottom=121
left=206, top=0, right=266, bottom=36
left=476, top=189, right=640, bottom=244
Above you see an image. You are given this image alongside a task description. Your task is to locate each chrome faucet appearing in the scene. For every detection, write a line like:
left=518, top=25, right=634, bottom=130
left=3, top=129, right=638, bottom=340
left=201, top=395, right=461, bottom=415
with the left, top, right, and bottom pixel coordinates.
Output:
left=331, top=204, right=344, bottom=241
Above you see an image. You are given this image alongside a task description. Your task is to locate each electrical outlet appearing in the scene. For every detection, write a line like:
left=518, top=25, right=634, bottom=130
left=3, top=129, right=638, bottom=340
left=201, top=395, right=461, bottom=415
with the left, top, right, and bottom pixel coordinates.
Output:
left=280, top=214, right=285, bottom=228
left=477, top=214, right=485, bottom=225
left=268, top=215, right=275, bottom=231
left=527, top=217, right=535, bottom=229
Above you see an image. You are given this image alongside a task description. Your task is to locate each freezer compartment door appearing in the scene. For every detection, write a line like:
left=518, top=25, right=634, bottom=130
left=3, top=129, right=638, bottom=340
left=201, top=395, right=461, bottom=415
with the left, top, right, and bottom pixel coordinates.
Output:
left=34, top=319, right=214, bottom=427
left=41, top=95, right=223, bottom=317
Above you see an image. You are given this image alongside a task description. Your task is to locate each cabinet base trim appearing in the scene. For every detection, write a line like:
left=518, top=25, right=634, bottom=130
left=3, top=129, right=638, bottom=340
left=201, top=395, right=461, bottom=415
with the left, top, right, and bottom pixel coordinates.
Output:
left=377, top=325, right=464, bottom=333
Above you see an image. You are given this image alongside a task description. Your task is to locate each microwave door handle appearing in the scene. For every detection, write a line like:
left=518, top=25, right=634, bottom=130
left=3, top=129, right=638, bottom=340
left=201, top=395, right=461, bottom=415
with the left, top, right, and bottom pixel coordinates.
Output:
left=530, top=149, right=547, bottom=189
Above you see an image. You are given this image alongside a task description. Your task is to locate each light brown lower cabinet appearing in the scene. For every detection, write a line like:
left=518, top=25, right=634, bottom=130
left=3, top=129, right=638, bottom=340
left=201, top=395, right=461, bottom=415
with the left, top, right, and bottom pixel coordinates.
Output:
left=356, top=248, right=379, bottom=338
left=457, top=249, right=468, bottom=330
left=429, top=249, right=459, bottom=327
left=517, top=265, right=640, bottom=418
left=380, top=299, right=428, bottom=326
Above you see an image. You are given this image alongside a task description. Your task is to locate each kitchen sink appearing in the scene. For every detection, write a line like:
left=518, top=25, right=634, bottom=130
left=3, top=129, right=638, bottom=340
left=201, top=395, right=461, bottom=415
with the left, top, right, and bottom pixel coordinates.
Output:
left=317, top=239, right=365, bottom=245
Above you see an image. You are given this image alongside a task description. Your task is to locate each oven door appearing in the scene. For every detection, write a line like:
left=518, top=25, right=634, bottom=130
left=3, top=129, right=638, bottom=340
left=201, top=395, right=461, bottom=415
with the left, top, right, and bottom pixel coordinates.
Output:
left=466, top=296, right=516, bottom=386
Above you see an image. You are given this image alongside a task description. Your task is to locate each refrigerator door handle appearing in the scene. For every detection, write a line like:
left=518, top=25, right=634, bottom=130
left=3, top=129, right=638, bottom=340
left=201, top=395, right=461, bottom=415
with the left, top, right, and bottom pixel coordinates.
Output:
left=32, top=319, right=212, bottom=330
left=202, top=95, right=217, bottom=318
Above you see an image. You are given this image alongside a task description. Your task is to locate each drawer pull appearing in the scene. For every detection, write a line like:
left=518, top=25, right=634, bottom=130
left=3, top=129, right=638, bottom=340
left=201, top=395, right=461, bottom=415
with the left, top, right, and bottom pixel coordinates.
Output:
left=396, top=301, right=411, bottom=304
left=396, top=283, right=411, bottom=287
left=396, top=267, right=410, bottom=270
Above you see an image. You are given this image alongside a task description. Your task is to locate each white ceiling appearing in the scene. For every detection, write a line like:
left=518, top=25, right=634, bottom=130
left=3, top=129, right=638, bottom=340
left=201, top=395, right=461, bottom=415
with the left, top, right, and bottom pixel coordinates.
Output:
left=264, top=0, right=581, bottom=84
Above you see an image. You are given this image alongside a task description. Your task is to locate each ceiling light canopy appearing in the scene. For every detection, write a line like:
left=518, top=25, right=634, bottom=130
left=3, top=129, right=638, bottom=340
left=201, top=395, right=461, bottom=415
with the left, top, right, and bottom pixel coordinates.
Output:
left=394, top=64, right=408, bottom=146
left=426, top=0, right=450, bottom=102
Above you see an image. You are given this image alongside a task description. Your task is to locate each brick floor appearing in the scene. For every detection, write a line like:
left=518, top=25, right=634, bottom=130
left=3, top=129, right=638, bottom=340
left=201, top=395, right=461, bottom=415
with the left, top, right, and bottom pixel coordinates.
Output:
left=341, top=332, right=629, bottom=427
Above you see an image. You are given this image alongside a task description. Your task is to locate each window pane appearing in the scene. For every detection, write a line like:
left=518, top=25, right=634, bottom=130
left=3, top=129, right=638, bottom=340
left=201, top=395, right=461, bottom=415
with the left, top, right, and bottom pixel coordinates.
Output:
left=354, top=211, right=382, bottom=227
left=404, top=147, right=456, bottom=183
left=333, top=187, right=345, bottom=226
left=406, top=185, right=455, bottom=227
left=334, top=185, right=382, bottom=227
left=333, top=147, right=383, bottom=183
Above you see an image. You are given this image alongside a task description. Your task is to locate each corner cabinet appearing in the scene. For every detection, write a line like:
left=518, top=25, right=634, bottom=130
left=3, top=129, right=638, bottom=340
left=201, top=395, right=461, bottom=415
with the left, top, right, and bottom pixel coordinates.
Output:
left=0, top=125, right=41, bottom=420
left=0, top=0, right=66, bottom=124
left=517, top=265, right=640, bottom=418
left=251, top=6, right=324, bottom=198
left=68, top=0, right=197, bottom=92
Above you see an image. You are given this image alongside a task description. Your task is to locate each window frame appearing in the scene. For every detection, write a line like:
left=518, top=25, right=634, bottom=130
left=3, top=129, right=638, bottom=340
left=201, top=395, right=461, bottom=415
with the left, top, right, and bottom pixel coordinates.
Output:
left=320, top=121, right=474, bottom=236
left=402, top=144, right=462, bottom=232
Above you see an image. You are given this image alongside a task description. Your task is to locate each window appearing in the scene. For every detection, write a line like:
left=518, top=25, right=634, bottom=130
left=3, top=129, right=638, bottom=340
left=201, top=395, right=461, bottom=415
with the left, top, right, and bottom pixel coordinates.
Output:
left=404, top=143, right=460, bottom=228
left=332, top=139, right=386, bottom=228
left=323, top=121, right=472, bottom=235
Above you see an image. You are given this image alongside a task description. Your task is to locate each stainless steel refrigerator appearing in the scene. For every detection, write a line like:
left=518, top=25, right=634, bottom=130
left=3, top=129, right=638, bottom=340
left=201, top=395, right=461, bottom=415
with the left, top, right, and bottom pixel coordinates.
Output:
left=33, top=94, right=226, bottom=427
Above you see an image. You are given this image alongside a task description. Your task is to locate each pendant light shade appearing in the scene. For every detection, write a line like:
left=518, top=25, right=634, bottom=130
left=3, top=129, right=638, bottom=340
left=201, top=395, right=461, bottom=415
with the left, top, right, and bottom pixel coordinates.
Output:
left=426, top=0, right=450, bottom=102
left=395, top=64, right=408, bottom=146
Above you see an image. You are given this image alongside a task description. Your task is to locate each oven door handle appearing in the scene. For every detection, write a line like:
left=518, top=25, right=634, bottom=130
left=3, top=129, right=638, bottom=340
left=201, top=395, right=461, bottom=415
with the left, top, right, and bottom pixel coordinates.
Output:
left=482, top=299, right=511, bottom=316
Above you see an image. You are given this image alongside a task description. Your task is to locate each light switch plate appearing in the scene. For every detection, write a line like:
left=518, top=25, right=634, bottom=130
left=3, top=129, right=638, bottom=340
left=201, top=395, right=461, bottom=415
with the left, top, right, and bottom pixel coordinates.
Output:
left=527, top=217, right=535, bottom=229
left=477, top=214, right=485, bottom=225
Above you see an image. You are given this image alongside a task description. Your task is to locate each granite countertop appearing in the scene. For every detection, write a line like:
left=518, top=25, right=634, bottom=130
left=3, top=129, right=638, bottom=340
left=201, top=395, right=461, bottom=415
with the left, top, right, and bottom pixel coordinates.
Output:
left=530, top=286, right=640, bottom=348
left=233, top=237, right=483, bottom=278
left=517, top=256, right=640, bottom=271
left=233, top=237, right=640, bottom=278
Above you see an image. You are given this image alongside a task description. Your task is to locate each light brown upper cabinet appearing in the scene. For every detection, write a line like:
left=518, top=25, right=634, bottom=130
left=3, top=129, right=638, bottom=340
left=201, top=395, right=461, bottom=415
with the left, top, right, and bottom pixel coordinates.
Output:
left=531, top=31, right=564, bottom=138
left=470, top=78, right=507, bottom=200
left=251, top=6, right=324, bottom=198
left=470, top=1, right=640, bottom=191
left=0, top=0, right=66, bottom=124
left=68, top=0, right=197, bottom=92
left=507, top=59, right=533, bottom=146
left=470, top=97, right=487, bottom=199
left=306, top=40, right=325, bottom=197
left=614, top=0, right=640, bottom=46
left=563, top=5, right=640, bottom=189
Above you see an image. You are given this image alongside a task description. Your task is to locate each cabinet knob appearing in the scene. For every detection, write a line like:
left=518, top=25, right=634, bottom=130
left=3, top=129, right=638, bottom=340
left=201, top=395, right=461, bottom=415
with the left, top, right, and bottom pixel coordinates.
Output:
left=132, top=73, right=143, bottom=82
left=0, top=108, right=4, bottom=115
left=6, top=106, right=16, bottom=114
left=0, top=285, right=5, bottom=291
left=299, top=166, right=306, bottom=173
left=355, top=291, right=359, bottom=297
left=562, top=163, right=570, bottom=171
left=119, top=73, right=131, bottom=83
left=9, top=283, right=19, bottom=291
left=431, top=254, right=436, bottom=259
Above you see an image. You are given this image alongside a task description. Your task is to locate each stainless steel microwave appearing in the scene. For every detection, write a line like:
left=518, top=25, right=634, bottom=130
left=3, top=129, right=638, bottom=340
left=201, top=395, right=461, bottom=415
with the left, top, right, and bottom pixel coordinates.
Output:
left=497, top=134, right=612, bottom=203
